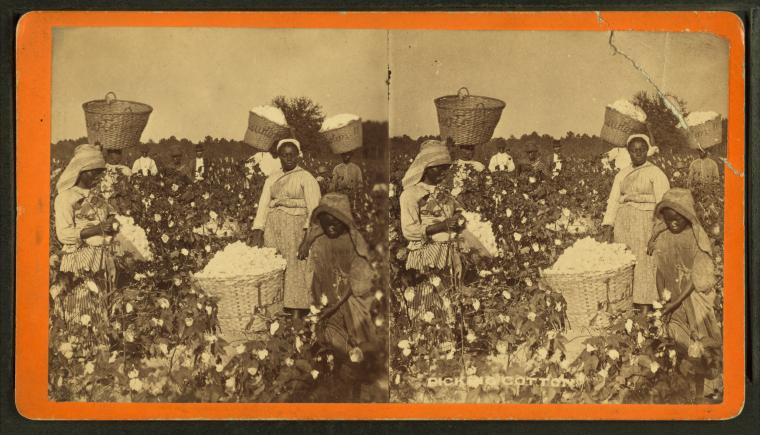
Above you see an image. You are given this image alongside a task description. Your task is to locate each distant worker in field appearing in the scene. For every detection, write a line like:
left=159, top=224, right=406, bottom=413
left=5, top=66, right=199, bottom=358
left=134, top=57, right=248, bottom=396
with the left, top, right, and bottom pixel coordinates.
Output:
left=330, top=151, right=363, bottom=193
left=688, top=148, right=720, bottom=186
left=131, top=145, right=158, bottom=177
left=547, top=139, right=563, bottom=178
left=488, top=138, right=515, bottom=173
left=450, top=141, right=485, bottom=197
left=192, top=143, right=208, bottom=182
left=452, top=142, right=486, bottom=172
left=316, top=165, right=331, bottom=195
left=518, top=142, right=548, bottom=179
left=165, top=144, right=193, bottom=182
left=100, top=147, right=132, bottom=207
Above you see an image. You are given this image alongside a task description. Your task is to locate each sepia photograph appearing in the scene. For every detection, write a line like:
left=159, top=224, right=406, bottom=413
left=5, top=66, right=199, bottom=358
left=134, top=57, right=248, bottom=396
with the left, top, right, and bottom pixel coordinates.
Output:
left=47, top=27, right=389, bottom=403
left=388, top=30, right=728, bottom=404
left=13, top=10, right=747, bottom=421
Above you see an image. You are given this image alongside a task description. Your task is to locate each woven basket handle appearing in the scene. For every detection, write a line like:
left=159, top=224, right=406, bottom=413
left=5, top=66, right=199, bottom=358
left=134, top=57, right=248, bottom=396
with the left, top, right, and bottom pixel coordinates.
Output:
left=105, top=92, right=117, bottom=104
left=457, top=87, right=470, bottom=99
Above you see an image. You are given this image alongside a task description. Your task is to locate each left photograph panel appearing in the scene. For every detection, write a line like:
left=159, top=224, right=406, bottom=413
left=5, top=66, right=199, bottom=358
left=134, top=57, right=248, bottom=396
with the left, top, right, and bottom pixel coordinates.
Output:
left=48, top=27, right=389, bottom=403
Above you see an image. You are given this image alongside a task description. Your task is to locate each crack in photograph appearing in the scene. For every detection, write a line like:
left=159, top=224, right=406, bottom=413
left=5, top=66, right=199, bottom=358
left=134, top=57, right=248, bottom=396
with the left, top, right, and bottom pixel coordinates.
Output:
left=43, top=23, right=732, bottom=407
left=387, top=30, right=727, bottom=404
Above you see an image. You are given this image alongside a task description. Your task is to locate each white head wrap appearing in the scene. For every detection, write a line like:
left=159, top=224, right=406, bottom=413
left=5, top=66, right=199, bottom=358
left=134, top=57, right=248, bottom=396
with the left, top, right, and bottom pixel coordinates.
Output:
left=626, top=133, right=651, bottom=148
left=276, top=138, right=303, bottom=157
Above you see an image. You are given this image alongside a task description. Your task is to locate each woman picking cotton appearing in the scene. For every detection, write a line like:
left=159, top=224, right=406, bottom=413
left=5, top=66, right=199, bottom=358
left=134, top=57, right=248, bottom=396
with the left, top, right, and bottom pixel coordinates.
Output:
left=648, top=188, right=721, bottom=402
left=250, top=139, right=321, bottom=319
left=297, top=193, right=382, bottom=396
left=399, top=140, right=466, bottom=322
left=52, top=144, right=120, bottom=347
left=601, top=134, right=670, bottom=313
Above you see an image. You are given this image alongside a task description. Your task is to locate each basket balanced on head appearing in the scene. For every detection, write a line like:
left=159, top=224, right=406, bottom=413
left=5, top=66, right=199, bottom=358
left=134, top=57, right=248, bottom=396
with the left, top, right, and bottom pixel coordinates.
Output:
left=243, top=105, right=292, bottom=151
left=435, top=87, right=505, bottom=146
left=321, top=113, right=363, bottom=154
left=82, top=92, right=153, bottom=150
left=541, top=237, right=636, bottom=330
left=194, top=242, right=286, bottom=339
left=600, top=99, right=648, bottom=147
left=678, top=111, right=723, bottom=150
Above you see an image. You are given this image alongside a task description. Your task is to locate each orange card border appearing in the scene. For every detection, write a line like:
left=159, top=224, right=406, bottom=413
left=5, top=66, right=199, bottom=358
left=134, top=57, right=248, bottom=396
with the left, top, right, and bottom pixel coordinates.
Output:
left=15, top=11, right=746, bottom=421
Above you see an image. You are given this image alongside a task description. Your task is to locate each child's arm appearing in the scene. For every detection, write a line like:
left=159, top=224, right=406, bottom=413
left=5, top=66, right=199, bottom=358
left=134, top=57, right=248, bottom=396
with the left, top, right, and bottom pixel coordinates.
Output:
left=318, top=290, right=351, bottom=323
left=647, top=221, right=668, bottom=255
left=663, top=284, right=695, bottom=316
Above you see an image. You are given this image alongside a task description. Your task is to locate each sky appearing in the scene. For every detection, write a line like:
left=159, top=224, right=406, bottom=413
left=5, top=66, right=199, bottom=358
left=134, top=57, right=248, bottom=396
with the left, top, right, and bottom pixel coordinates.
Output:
left=389, top=30, right=729, bottom=139
left=52, top=28, right=728, bottom=142
left=52, top=28, right=388, bottom=143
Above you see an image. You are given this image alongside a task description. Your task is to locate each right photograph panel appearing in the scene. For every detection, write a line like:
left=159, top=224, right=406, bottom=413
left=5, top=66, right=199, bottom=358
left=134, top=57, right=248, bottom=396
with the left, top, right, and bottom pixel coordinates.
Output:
left=388, top=30, right=728, bottom=404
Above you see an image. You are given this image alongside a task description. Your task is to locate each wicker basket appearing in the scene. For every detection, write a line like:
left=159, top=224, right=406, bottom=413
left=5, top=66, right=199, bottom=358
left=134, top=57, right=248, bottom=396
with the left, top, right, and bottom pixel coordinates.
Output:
left=434, top=87, right=505, bottom=146
left=82, top=92, right=153, bottom=150
left=195, top=268, right=284, bottom=338
left=322, top=118, right=363, bottom=154
left=541, top=261, right=635, bottom=329
left=600, top=106, right=647, bottom=147
left=243, top=111, right=292, bottom=151
left=683, top=116, right=723, bottom=149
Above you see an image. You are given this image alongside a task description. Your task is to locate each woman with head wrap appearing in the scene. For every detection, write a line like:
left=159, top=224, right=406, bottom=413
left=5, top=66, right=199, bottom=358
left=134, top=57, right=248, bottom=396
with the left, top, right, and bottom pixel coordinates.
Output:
left=297, top=193, right=380, bottom=389
left=250, top=138, right=321, bottom=318
left=52, top=144, right=120, bottom=346
left=399, top=140, right=465, bottom=322
left=649, top=188, right=720, bottom=401
left=601, top=134, right=671, bottom=312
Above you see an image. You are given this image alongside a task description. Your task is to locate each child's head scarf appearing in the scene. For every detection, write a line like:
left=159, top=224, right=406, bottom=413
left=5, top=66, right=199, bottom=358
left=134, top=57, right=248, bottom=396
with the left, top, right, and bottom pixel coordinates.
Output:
left=309, top=192, right=370, bottom=260
left=654, top=188, right=713, bottom=254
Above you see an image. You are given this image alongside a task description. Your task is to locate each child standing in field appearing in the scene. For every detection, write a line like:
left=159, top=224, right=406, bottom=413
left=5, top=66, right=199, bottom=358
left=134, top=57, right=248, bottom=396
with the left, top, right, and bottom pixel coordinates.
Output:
left=330, top=151, right=363, bottom=193
left=648, top=188, right=721, bottom=401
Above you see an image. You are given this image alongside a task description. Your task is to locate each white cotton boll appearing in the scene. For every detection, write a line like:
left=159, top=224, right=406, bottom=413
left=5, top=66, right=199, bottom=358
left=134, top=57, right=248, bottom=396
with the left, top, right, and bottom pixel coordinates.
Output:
left=115, top=215, right=153, bottom=261
left=320, top=113, right=360, bottom=131
left=251, top=105, right=287, bottom=126
left=460, top=211, right=498, bottom=257
left=625, top=318, right=634, bottom=334
left=608, top=99, right=647, bottom=122
left=547, top=237, right=635, bottom=274
left=269, top=321, right=280, bottom=336
left=683, top=111, right=719, bottom=127
left=195, top=242, right=286, bottom=278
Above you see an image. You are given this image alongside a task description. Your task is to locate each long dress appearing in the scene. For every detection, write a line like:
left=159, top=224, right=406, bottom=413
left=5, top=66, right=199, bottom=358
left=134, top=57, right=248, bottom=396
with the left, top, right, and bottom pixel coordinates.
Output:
left=53, top=186, right=117, bottom=346
left=399, top=182, right=461, bottom=320
left=603, top=162, right=670, bottom=304
left=310, top=232, right=376, bottom=355
left=253, top=167, right=321, bottom=310
left=654, top=230, right=720, bottom=350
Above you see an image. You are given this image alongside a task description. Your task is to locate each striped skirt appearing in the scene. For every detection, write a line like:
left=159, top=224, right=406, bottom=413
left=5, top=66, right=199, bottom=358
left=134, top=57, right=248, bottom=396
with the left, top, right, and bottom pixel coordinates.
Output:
left=263, top=209, right=314, bottom=310
left=403, top=242, right=462, bottom=322
left=614, top=204, right=658, bottom=305
left=53, top=245, right=116, bottom=347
